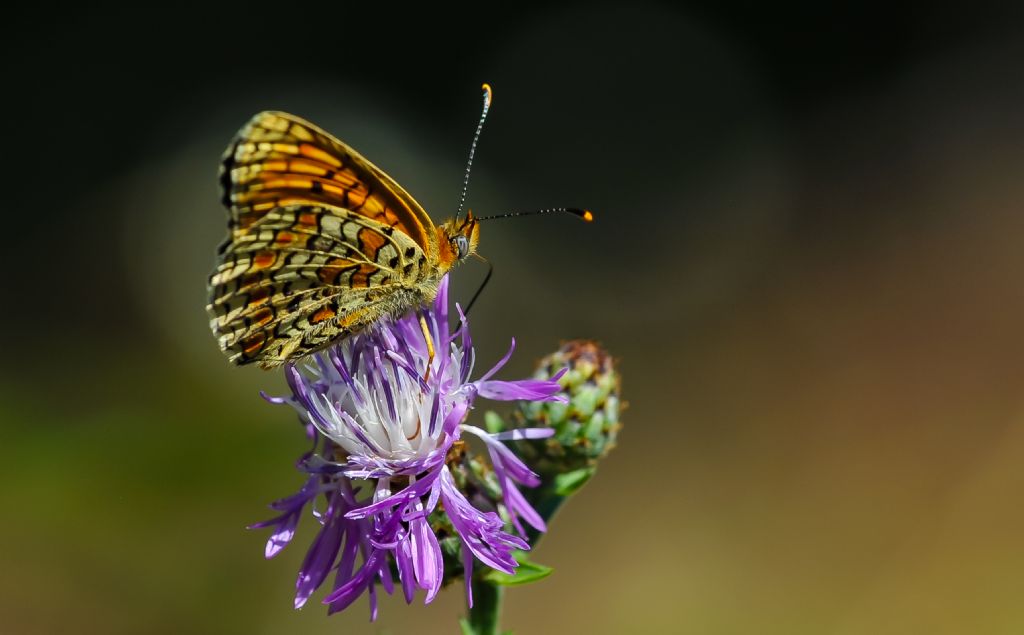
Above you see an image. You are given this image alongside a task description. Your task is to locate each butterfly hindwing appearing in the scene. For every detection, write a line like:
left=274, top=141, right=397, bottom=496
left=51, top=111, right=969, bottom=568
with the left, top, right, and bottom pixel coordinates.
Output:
left=208, top=203, right=431, bottom=367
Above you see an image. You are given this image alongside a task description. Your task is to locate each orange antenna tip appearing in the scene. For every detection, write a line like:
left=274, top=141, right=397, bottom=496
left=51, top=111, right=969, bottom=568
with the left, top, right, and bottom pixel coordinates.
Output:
left=475, top=207, right=593, bottom=222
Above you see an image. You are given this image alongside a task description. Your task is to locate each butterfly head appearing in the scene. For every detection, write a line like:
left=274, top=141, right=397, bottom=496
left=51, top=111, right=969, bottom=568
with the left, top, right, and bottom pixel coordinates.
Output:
left=439, top=210, right=481, bottom=267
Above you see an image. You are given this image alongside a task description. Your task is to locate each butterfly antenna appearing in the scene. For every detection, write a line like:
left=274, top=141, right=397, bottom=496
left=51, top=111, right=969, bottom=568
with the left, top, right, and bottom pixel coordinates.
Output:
left=465, top=253, right=494, bottom=316
left=474, top=207, right=594, bottom=222
left=455, top=83, right=493, bottom=224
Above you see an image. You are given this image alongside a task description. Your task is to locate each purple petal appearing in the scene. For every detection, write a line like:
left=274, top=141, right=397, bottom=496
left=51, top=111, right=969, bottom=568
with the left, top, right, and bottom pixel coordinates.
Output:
left=409, top=515, right=443, bottom=602
left=385, top=350, right=431, bottom=393
left=367, top=575, right=379, bottom=622
left=295, top=493, right=346, bottom=608
left=477, top=337, right=516, bottom=383
left=475, top=378, right=568, bottom=402
left=455, top=304, right=473, bottom=383
left=326, top=347, right=357, bottom=397
left=502, top=476, right=546, bottom=533
left=463, top=543, right=474, bottom=608
left=336, top=409, right=384, bottom=456
left=488, top=441, right=541, bottom=487
left=371, top=347, right=397, bottom=423
left=439, top=468, right=519, bottom=574
left=344, top=469, right=440, bottom=519
left=263, top=476, right=319, bottom=513
left=461, top=425, right=542, bottom=486
left=440, top=400, right=470, bottom=437
left=251, top=510, right=299, bottom=558
left=287, top=365, right=350, bottom=437
left=425, top=477, right=441, bottom=513
left=377, top=551, right=395, bottom=596
left=396, top=538, right=416, bottom=603
left=249, top=476, right=320, bottom=558
left=490, top=427, right=556, bottom=441
left=298, top=454, right=348, bottom=475
left=433, top=274, right=450, bottom=331
left=313, top=352, right=334, bottom=379
left=259, top=390, right=291, bottom=405
left=427, top=389, right=441, bottom=437
left=334, top=525, right=361, bottom=589
left=323, top=550, right=383, bottom=610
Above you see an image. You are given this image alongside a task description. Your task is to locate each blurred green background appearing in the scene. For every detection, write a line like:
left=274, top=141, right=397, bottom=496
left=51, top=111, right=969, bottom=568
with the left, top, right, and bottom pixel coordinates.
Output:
left=4, top=2, right=1024, bottom=633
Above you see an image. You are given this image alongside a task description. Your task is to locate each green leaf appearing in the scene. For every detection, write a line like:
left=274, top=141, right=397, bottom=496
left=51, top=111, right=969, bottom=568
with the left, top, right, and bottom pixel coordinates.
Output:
left=483, top=560, right=554, bottom=586
left=553, top=466, right=596, bottom=496
left=484, top=411, right=505, bottom=434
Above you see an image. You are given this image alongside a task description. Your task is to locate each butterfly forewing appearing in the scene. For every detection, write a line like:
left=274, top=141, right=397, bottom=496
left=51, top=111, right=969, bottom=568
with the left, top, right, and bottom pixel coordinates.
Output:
left=221, top=111, right=435, bottom=253
left=209, top=112, right=441, bottom=368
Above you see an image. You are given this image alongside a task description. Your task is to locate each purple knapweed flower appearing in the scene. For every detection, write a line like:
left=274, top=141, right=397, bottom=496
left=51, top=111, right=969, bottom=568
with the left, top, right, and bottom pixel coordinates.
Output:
left=251, top=275, right=565, bottom=620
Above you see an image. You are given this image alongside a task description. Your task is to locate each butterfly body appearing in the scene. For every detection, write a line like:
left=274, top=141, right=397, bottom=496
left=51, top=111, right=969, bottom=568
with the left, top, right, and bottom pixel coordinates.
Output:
left=209, top=111, right=480, bottom=368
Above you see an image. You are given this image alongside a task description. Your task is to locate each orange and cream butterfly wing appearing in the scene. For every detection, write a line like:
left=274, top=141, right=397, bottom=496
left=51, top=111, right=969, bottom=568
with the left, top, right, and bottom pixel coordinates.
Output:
left=219, top=111, right=436, bottom=255
left=209, top=111, right=437, bottom=367
left=208, top=204, right=429, bottom=367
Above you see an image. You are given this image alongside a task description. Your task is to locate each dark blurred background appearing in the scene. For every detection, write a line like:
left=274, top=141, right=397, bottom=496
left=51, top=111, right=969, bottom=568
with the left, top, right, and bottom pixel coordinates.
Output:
left=3, top=2, right=1024, bottom=633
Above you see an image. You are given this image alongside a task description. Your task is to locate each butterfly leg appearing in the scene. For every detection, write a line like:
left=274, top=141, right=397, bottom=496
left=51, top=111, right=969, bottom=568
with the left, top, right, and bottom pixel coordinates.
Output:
left=419, top=311, right=435, bottom=381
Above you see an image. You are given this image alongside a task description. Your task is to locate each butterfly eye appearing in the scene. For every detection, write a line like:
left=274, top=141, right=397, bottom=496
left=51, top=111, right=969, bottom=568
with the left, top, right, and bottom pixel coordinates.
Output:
left=455, top=235, right=469, bottom=259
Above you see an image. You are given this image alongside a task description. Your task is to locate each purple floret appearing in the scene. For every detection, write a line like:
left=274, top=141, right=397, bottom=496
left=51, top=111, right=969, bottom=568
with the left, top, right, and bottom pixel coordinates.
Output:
left=250, top=275, right=562, bottom=620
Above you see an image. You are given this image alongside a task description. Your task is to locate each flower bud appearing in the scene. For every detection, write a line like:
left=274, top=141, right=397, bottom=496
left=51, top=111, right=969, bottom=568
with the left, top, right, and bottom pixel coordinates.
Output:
left=516, top=340, right=622, bottom=475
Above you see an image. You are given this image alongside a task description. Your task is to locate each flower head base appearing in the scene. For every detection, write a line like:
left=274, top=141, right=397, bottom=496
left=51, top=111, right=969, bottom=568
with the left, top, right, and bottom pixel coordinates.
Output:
left=516, top=340, right=622, bottom=474
left=252, top=276, right=565, bottom=619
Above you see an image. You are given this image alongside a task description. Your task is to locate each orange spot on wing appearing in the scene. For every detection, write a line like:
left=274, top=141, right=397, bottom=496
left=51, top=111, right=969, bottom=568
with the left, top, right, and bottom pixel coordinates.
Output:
left=311, top=306, right=336, bottom=324
left=350, top=263, right=377, bottom=289
left=252, top=251, right=276, bottom=270
left=260, top=177, right=313, bottom=190
left=358, top=227, right=387, bottom=260
left=318, top=258, right=356, bottom=285
left=339, top=308, right=368, bottom=328
left=274, top=231, right=299, bottom=246
left=277, top=197, right=317, bottom=207
left=250, top=307, right=274, bottom=327
left=327, top=167, right=361, bottom=187
left=299, top=143, right=343, bottom=168
left=260, top=160, right=288, bottom=172
left=346, top=188, right=367, bottom=209
left=242, top=333, right=266, bottom=356
left=319, top=181, right=346, bottom=196
left=287, top=159, right=328, bottom=176
left=270, top=143, right=299, bottom=155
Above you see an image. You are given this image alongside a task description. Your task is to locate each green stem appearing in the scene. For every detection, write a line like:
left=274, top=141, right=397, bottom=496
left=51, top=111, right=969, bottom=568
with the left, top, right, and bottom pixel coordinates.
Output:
left=466, top=577, right=504, bottom=635
left=525, top=481, right=568, bottom=546
left=462, top=485, right=563, bottom=634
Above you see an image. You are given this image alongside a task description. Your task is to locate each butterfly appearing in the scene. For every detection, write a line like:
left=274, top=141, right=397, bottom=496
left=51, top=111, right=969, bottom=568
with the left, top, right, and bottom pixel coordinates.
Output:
left=207, top=107, right=482, bottom=369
